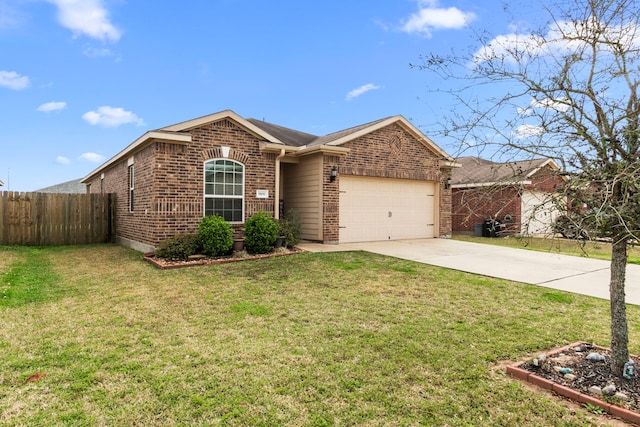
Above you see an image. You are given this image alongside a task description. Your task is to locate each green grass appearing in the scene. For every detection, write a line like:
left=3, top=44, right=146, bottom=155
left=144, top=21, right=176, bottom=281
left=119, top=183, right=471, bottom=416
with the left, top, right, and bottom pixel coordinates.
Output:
left=0, top=244, right=636, bottom=426
left=453, top=233, right=640, bottom=264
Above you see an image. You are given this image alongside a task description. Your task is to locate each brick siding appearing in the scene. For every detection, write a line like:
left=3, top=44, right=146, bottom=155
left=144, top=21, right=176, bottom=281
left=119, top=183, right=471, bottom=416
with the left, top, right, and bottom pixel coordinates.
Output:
left=331, top=123, right=453, bottom=238
left=88, top=118, right=454, bottom=249
left=88, top=119, right=277, bottom=249
left=452, top=165, right=565, bottom=234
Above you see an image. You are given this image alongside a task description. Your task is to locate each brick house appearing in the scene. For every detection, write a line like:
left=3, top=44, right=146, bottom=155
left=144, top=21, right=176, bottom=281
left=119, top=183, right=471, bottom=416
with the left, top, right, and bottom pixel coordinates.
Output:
left=81, top=110, right=458, bottom=252
left=451, top=157, right=566, bottom=236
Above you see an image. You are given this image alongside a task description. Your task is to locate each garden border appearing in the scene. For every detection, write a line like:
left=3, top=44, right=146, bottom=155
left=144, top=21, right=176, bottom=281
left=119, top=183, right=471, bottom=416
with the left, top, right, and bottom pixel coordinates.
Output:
left=506, top=341, right=640, bottom=425
left=143, top=248, right=305, bottom=270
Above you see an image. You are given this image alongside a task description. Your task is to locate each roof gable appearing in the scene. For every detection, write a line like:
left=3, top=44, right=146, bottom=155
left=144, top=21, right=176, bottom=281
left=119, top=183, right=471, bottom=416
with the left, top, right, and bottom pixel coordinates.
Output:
left=307, top=115, right=454, bottom=161
left=161, top=110, right=285, bottom=144
left=82, top=110, right=455, bottom=183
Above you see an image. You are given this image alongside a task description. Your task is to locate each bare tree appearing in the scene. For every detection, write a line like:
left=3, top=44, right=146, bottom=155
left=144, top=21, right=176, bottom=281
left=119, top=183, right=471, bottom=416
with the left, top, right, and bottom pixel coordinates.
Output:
left=414, top=0, right=640, bottom=377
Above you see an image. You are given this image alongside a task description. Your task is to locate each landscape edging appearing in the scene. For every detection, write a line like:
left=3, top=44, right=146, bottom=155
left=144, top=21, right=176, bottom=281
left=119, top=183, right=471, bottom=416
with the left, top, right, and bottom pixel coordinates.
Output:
left=506, top=341, right=640, bottom=426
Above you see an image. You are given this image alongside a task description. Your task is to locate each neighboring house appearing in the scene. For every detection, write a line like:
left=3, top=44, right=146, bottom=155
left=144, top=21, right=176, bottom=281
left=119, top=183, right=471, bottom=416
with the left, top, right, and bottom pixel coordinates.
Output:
left=81, top=110, right=458, bottom=252
left=451, top=157, right=566, bottom=236
left=36, top=179, right=86, bottom=194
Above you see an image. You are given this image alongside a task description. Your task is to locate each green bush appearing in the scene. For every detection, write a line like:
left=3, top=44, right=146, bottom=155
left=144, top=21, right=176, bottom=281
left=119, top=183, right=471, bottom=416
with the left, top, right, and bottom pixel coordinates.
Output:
left=278, top=209, right=302, bottom=248
left=198, top=215, right=234, bottom=257
left=155, top=234, right=200, bottom=261
left=244, top=212, right=279, bottom=254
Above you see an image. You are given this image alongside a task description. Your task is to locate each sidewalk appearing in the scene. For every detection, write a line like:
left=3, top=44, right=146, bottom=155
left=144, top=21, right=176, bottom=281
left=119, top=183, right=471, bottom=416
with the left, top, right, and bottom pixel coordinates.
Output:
left=298, top=239, right=640, bottom=306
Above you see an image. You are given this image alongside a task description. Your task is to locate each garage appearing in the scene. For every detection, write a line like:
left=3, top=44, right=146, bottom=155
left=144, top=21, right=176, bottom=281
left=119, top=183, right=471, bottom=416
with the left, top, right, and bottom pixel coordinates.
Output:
left=339, top=176, right=436, bottom=243
left=520, top=190, right=561, bottom=236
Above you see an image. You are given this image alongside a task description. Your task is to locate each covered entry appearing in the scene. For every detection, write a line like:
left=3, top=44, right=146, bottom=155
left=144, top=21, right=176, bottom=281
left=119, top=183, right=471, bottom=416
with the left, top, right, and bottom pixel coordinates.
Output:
left=339, top=176, right=436, bottom=243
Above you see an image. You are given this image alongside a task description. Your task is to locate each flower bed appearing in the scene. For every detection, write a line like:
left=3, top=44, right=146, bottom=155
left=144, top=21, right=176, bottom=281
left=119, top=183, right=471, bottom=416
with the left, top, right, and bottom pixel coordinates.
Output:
left=144, top=247, right=305, bottom=270
left=507, top=342, right=640, bottom=425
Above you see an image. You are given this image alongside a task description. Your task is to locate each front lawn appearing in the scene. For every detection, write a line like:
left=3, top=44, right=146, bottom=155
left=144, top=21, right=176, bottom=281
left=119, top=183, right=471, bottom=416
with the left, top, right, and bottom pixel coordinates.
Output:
left=0, top=245, right=637, bottom=426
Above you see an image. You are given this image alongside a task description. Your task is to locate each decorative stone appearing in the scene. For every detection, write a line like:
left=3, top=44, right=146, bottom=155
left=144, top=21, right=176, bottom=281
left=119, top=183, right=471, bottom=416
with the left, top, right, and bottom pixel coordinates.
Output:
left=573, top=345, right=585, bottom=352
left=589, top=386, right=602, bottom=396
left=564, top=373, right=577, bottom=381
left=586, top=352, right=606, bottom=362
left=603, top=384, right=617, bottom=395
left=615, top=392, right=629, bottom=401
left=623, top=360, right=635, bottom=379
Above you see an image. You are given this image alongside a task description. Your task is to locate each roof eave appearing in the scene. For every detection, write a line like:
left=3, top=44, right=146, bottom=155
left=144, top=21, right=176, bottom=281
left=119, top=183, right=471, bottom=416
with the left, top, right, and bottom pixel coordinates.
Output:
left=452, top=180, right=532, bottom=189
left=325, top=115, right=454, bottom=162
left=161, top=109, right=285, bottom=145
left=80, top=131, right=191, bottom=183
left=298, top=145, right=350, bottom=157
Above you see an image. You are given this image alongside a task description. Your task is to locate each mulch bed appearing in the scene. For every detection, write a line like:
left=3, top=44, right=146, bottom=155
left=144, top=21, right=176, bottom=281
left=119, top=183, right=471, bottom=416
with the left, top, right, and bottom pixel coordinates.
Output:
left=508, top=342, right=640, bottom=425
left=144, top=247, right=305, bottom=269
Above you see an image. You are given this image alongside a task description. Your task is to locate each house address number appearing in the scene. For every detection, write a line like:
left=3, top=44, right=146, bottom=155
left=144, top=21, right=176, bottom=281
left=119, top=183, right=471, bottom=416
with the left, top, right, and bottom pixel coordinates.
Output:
left=256, top=190, right=269, bottom=198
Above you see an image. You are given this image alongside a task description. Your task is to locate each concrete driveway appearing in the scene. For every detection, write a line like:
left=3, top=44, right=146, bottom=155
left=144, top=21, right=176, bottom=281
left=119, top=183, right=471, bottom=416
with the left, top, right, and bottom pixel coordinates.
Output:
left=298, top=238, right=640, bottom=306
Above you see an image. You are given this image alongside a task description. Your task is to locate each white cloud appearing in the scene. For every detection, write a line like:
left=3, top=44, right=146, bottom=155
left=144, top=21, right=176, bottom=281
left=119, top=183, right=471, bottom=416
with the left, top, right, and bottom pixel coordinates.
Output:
left=83, top=46, right=114, bottom=58
left=37, top=101, right=67, bottom=112
left=517, top=107, right=532, bottom=117
left=474, top=18, right=640, bottom=64
left=82, top=106, right=144, bottom=127
left=0, top=2, right=25, bottom=29
left=46, top=0, right=122, bottom=42
left=56, top=156, right=71, bottom=165
left=401, top=0, right=476, bottom=37
left=0, top=70, right=30, bottom=90
left=346, top=83, right=381, bottom=101
left=531, top=97, right=571, bottom=113
left=514, top=124, right=544, bottom=138
left=78, top=152, right=105, bottom=163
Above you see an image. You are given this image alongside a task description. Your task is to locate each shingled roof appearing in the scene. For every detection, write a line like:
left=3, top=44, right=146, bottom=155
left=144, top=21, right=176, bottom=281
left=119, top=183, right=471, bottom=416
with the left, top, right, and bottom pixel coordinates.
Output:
left=246, top=118, right=318, bottom=147
left=37, top=178, right=86, bottom=193
left=451, top=157, right=557, bottom=187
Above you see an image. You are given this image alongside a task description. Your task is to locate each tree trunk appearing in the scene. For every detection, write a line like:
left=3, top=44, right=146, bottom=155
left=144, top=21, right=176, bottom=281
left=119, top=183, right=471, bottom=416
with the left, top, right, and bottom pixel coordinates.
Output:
left=610, top=235, right=630, bottom=376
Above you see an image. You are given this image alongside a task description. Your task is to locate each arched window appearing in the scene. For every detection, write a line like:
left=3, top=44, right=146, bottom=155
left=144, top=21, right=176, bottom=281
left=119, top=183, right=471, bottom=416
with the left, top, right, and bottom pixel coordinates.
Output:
left=204, top=159, right=244, bottom=222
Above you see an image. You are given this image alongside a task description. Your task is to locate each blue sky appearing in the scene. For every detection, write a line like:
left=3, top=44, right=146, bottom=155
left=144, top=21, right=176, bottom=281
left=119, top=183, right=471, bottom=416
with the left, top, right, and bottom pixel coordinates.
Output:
left=1, top=0, right=534, bottom=191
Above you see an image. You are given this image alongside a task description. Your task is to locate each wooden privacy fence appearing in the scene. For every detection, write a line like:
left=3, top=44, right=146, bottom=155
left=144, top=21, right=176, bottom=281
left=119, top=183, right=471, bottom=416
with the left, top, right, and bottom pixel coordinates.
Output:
left=0, top=192, right=114, bottom=246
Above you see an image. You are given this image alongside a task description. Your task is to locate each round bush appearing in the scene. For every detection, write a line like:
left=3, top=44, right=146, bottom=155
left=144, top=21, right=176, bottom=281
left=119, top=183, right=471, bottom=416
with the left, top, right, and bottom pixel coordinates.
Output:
left=244, top=212, right=278, bottom=254
left=155, top=234, right=200, bottom=261
left=198, top=215, right=233, bottom=257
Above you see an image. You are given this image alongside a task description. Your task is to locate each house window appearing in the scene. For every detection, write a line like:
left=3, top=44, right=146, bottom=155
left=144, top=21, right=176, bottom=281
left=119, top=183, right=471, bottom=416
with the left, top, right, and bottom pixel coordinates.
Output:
left=204, top=159, right=244, bottom=222
left=128, top=164, right=134, bottom=212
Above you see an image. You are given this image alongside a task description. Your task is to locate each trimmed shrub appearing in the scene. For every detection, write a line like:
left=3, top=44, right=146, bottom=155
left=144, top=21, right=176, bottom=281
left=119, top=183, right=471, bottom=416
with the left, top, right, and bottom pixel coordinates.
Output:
left=198, top=215, right=234, bottom=257
left=278, top=209, right=302, bottom=248
left=155, top=234, right=200, bottom=261
left=244, top=212, right=278, bottom=254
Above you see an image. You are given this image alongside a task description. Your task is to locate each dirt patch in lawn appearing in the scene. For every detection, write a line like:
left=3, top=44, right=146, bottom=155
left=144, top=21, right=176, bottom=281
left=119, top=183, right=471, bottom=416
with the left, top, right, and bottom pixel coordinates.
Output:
left=144, top=246, right=305, bottom=269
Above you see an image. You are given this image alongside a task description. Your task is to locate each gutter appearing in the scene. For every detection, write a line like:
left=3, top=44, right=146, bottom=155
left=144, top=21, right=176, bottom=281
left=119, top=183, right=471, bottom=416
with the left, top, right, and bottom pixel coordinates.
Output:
left=274, top=148, right=286, bottom=219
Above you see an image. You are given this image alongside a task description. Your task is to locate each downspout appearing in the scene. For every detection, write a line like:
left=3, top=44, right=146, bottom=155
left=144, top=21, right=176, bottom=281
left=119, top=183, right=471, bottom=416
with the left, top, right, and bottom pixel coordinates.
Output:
left=274, top=148, right=286, bottom=219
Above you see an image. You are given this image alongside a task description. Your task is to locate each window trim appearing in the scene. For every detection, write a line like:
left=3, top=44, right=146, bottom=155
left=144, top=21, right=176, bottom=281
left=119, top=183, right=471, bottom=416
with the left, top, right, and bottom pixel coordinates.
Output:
left=203, top=158, right=245, bottom=223
left=128, top=164, right=134, bottom=212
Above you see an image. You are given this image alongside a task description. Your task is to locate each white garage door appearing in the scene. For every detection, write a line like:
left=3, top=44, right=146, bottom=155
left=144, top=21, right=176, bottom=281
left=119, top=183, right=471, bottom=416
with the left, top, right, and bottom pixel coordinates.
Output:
left=521, top=190, right=561, bottom=236
left=339, top=176, right=436, bottom=243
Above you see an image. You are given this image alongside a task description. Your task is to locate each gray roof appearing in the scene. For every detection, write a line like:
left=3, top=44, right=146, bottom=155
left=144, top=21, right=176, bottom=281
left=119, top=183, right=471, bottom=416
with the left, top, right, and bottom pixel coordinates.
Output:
left=452, top=157, right=553, bottom=186
left=306, top=117, right=391, bottom=147
left=37, top=179, right=87, bottom=194
left=247, top=116, right=393, bottom=147
left=247, top=118, right=318, bottom=147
